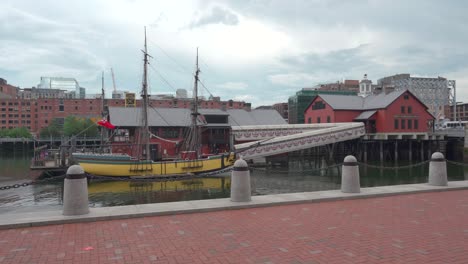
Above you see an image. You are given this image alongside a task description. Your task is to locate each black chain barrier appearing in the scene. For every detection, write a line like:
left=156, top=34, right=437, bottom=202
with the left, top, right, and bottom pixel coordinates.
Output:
left=2, top=158, right=467, bottom=190
left=356, top=160, right=430, bottom=170
left=88, top=166, right=235, bottom=183
left=0, top=166, right=234, bottom=190
left=446, top=159, right=468, bottom=167
left=0, top=174, right=66, bottom=191
left=250, top=163, right=343, bottom=173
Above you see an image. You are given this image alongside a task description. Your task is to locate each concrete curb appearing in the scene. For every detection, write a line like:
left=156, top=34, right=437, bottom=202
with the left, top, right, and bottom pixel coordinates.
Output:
left=1, top=180, right=468, bottom=230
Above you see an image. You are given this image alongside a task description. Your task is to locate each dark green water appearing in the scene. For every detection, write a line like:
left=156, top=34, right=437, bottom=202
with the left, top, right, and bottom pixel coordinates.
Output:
left=0, top=146, right=467, bottom=214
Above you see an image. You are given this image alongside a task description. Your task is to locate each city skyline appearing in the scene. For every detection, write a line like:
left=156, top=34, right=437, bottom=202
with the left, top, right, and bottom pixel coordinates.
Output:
left=1, top=0, right=467, bottom=107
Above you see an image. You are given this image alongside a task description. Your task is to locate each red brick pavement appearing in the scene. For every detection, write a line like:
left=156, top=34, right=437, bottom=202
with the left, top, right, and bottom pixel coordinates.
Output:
left=1, top=190, right=468, bottom=264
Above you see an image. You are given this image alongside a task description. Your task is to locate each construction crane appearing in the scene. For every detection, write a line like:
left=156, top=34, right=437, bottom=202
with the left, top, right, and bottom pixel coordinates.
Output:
left=111, top=67, right=117, bottom=92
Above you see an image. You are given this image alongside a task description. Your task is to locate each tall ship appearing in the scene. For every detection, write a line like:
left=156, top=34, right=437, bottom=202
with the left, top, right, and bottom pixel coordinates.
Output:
left=72, top=29, right=236, bottom=177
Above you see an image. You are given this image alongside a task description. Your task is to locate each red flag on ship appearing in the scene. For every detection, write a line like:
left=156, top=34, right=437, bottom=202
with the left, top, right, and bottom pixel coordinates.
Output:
left=97, top=119, right=116, bottom=129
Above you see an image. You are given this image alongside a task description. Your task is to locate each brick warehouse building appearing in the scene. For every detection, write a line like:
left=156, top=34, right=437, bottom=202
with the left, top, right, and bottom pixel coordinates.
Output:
left=0, top=80, right=252, bottom=136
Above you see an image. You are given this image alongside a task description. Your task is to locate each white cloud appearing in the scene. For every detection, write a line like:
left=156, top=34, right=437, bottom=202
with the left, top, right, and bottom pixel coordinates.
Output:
left=1, top=0, right=468, bottom=107
left=189, top=6, right=239, bottom=28
left=216, top=82, right=248, bottom=90
left=268, top=73, right=319, bottom=87
left=180, top=17, right=295, bottom=68
left=233, top=94, right=255, bottom=102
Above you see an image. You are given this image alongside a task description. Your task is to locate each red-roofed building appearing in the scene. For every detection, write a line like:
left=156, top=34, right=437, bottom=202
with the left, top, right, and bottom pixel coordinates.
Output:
left=304, top=89, right=435, bottom=137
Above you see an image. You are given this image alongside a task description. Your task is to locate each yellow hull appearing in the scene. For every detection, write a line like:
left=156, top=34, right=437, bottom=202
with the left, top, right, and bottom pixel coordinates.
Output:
left=73, top=153, right=236, bottom=177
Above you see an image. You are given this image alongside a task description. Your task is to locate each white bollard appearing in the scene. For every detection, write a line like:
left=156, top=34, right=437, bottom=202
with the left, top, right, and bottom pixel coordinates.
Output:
left=230, top=158, right=251, bottom=202
left=428, top=152, right=448, bottom=186
left=341, top=155, right=360, bottom=193
left=63, top=165, right=89, bottom=216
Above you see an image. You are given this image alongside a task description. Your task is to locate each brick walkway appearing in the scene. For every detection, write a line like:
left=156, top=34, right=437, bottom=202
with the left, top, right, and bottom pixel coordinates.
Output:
left=1, top=190, right=467, bottom=264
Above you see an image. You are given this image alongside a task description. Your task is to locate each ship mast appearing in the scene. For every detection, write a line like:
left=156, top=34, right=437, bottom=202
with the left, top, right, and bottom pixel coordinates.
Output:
left=141, top=27, right=151, bottom=160
left=189, top=48, right=201, bottom=158
left=100, top=71, right=106, bottom=152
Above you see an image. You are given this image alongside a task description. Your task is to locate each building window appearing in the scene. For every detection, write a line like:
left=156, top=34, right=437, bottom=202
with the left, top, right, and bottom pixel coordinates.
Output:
left=401, top=106, right=405, bottom=113
left=317, top=117, right=321, bottom=123
left=401, top=119, right=405, bottom=129
left=312, top=101, right=326, bottom=110
left=394, top=119, right=399, bottom=129
left=408, top=106, right=412, bottom=114
left=327, top=116, right=331, bottom=123
left=408, top=119, right=412, bottom=129
left=162, top=128, right=179, bottom=138
left=75, top=106, right=78, bottom=110
left=404, top=94, right=409, bottom=100
left=414, top=120, right=419, bottom=129
left=59, top=105, right=64, bottom=111
left=308, top=117, right=311, bottom=124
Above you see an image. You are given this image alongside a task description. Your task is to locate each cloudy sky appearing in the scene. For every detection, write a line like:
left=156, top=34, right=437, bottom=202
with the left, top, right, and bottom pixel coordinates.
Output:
left=1, top=0, right=467, bottom=107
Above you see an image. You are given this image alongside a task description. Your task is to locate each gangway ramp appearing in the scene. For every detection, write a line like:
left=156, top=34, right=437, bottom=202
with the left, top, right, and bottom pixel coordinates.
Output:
left=233, top=122, right=365, bottom=159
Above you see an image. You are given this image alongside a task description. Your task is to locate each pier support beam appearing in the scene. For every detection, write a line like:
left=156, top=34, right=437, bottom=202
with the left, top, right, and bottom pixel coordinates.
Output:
left=320, top=157, right=327, bottom=177
left=409, top=141, right=412, bottom=162
left=420, top=141, right=425, bottom=161
left=363, top=142, right=367, bottom=162
left=394, top=141, right=398, bottom=163
left=427, top=141, right=432, bottom=161
left=380, top=141, right=384, bottom=163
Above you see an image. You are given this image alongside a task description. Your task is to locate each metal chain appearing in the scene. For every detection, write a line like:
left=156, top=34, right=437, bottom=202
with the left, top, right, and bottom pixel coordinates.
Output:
left=357, top=160, right=430, bottom=169
left=88, top=166, right=235, bottom=183
left=250, top=163, right=343, bottom=173
left=0, top=182, right=32, bottom=190
left=446, top=159, right=468, bottom=167
left=0, top=174, right=66, bottom=191
left=3, top=158, right=466, bottom=190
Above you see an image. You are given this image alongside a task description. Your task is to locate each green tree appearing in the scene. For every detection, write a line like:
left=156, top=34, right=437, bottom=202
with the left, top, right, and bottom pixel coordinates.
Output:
left=9, top=127, right=32, bottom=138
left=82, top=118, right=99, bottom=137
left=0, top=127, right=32, bottom=138
left=39, top=119, right=62, bottom=138
left=63, top=116, right=82, bottom=137
left=63, top=116, right=98, bottom=137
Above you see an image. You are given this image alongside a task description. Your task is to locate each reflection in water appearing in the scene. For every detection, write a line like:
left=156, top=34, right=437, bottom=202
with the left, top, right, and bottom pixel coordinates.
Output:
left=87, top=177, right=230, bottom=207
left=0, top=144, right=34, bottom=182
left=1, top=147, right=468, bottom=213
